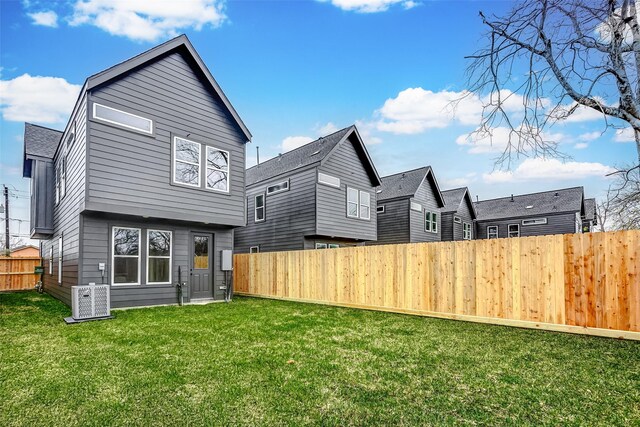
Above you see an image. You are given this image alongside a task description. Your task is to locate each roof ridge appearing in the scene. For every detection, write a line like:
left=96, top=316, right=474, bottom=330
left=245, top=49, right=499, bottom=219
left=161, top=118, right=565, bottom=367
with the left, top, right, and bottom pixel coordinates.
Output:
left=25, top=122, right=64, bottom=133
left=246, top=126, right=352, bottom=172
left=380, top=165, right=430, bottom=180
left=475, top=186, right=584, bottom=203
left=442, top=186, right=468, bottom=193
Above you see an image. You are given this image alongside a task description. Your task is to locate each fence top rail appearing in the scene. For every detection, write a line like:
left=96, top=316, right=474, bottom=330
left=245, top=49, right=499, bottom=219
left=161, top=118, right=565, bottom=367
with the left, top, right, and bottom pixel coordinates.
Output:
left=0, top=257, right=42, bottom=261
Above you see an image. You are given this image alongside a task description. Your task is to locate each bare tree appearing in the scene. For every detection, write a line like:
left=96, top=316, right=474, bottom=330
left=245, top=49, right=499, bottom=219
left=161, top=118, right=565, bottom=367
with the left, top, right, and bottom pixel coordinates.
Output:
left=466, top=0, right=640, bottom=166
left=0, top=236, right=27, bottom=256
left=597, top=164, right=640, bottom=229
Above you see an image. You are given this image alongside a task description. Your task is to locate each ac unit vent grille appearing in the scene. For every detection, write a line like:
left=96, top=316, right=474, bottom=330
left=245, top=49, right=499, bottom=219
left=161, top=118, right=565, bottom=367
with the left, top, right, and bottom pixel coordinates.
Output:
left=72, top=285, right=111, bottom=320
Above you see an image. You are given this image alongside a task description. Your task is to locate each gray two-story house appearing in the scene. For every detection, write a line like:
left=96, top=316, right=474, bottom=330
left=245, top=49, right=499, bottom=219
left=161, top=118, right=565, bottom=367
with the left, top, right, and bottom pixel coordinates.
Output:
left=441, top=187, right=477, bottom=241
left=474, top=187, right=586, bottom=239
left=373, top=166, right=445, bottom=245
left=23, top=35, right=251, bottom=308
left=582, top=198, right=597, bottom=232
left=234, top=125, right=381, bottom=253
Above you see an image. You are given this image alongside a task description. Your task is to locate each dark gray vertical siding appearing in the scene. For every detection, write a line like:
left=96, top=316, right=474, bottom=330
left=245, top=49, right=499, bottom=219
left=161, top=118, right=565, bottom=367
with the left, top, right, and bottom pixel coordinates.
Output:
left=442, top=200, right=475, bottom=241
left=371, top=198, right=409, bottom=245
left=316, top=138, right=377, bottom=241
left=86, top=51, right=246, bottom=226
left=30, top=160, right=54, bottom=235
left=441, top=212, right=455, bottom=241
left=80, top=215, right=233, bottom=308
left=475, top=211, right=580, bottom=239
left=42, top=93, right=88, bottom=306
left=234, top=167, right=316, bottom=253
left=409, top=180, right=441, bottom=243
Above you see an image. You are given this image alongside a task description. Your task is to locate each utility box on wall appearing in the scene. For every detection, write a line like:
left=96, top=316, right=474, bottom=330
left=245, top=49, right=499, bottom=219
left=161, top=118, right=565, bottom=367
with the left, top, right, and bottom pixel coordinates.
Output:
left=221, top=250, right=233, bottom=271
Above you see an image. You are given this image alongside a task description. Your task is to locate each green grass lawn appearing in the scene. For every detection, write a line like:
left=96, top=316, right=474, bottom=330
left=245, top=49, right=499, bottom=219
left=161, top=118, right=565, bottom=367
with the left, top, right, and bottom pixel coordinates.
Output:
left=1, top=292, right=639, bottom=426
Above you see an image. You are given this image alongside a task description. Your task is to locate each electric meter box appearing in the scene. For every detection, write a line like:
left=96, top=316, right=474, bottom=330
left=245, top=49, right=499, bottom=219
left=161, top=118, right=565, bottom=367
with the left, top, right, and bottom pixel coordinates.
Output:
left=221, top=250, right=233, bottom=271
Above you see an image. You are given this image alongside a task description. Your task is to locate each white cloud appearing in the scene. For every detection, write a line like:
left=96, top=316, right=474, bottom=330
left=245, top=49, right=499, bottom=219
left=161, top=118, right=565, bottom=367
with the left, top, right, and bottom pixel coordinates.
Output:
left=0, top=74, right=81, bottom=124
left=549, top=100, right=608, bottom=123
left=455, top=127, right=570, bottom=154
left=281, top=136, right=314, bottom=153
left=28, top=11, right=58, bottom=27
left=578, top=131, right=601, bottom=141
left=69, top=0, right=227, bottom=42
left=614, top=127, right=635, bottom=142
left=482, top=158, right=616, bottom=183
left=354, top=120, right=382, bottom=145
left=321, top=0, right=417, bottom=13
left=573, top=142, right=589, bottom=149
left=315, top=122, right=339, bottom=135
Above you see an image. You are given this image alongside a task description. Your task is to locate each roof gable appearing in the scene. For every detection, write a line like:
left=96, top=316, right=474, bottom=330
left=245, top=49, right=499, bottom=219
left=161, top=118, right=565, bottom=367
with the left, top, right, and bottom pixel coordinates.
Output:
left=442, top=187, right=477, bottom=219
left=378, top=166, right=445, bottom=207
left=475, top=187, right=585, bottom=221
left=23, top=123, right=63, bottom=177
left=86, top=34, right=251, bottom=142
left=320, top=126, right=381, bottom=187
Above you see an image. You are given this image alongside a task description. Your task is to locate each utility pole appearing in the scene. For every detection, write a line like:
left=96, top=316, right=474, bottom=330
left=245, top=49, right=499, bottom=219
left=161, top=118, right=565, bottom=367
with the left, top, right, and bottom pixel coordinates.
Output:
left=3, top=185, right=9, bottom=254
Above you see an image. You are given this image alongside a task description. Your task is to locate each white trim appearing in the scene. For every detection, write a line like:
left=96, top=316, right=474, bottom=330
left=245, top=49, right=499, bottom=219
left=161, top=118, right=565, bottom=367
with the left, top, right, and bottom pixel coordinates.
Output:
left=359, top=190, right=371, bottom=220
left=318, top=172, right=340, bottom=188
left=410, top=201, right=422, bottom=212
left=454, top=216, right=462, bottom=223
left=522, top=218, right=548, bottom=225
left=49, top=246, right=53, bottom=275
left=508, top=223, right=520, bottom=238
left=111, top=226, right=141, bottom=286
left=424, top=210, right=438, bottom=233
left=463, top=222, right=472, bottom=240
left=487, top=225, right=498, bottom=239
left=146, top=229, right=173, bottom=285
left=266, top=180, right=289, bottom=195
left=57, top=236, right=63, bottom=284
left=315, top=243, right=328, bottom=249
left=254, top=194, right=265, bottom=222
left=249, top=246, right=259, bottom=253
left=173, top=137, right=201, bottom=188
left=93, top=103, right=153, bottom=134
left=377, top=205, right=385, bottom=213
left=205, top=145, right=230, bottom=193
left=328, top=244, right=340, bottom=249
left=347, top=187, right=359, bottom=218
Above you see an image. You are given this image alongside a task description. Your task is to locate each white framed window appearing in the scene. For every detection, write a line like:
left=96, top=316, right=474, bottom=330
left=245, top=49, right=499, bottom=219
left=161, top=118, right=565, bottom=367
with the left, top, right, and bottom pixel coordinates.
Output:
left=359, top=191, right=371, bottom=220
left=147, top=230, right=172, bottom=284
left=508, top=224, right=520, bottom=238
left=425, top=211, right=438, bottom=233
left=93, top=103, right=153, bottom=134
left=255, top=194, right=265, bottom=222
left=206, top=146, right=230, bottom=192
left=487, top=226, right=498, bottom=239
left=328, top=244, right=340, bottom=249
left=315, top=243, right=328, bottom=249
left=410, top=201, right=422, bottom=211
left=249, top=246, right=259, bottom=254
left=112, top=227, right=140, bottom=285
left=318, top=172, right=340, bottom=188
left=49, top=246, right=53, bottom=275
left=522, top=218, right=548, bottom=226
left=173, top=137, right=201, bottom=187
left=57, top=236, right=63, bottom=285
left=267, top=180, right=289, bottom=195
left=347, top=187, right=359, bottom=218
left=463, top=222, right=472, bottom=240
left=55, top=153, right=66, bottom=205
left=454, top=216, right=462, bottom=223
left=377, top=206, right=385, bottom=213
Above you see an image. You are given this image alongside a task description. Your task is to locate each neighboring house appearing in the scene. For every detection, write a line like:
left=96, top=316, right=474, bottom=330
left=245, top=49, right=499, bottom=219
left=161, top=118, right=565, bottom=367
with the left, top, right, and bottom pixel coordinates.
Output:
left=474, top=187, right=586, bottom=239
left=23, top=35, right=251, bottom=308
left=441, top=187, right=477, bottom=241
left=582, top=198, right=597, bottom=232
left=10, top=245, right=40, bottom=257
left=234, top=125, right=381, bottom=253
left=373, top=166, right=445, bottom=245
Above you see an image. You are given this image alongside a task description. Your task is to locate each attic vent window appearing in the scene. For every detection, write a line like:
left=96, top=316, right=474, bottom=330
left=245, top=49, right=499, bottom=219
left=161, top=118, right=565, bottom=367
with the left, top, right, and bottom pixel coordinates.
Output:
left=318, top=172, right=340, bottom=188
left=93, top=103, right=153, bottom=134
left=525, top=205, right=534, bottom=209
left=267, top=180, right=289, bottom=195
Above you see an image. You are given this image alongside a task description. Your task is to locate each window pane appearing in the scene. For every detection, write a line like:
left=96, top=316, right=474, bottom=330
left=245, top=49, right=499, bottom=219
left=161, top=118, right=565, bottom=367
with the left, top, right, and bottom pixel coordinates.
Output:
left=347, top=188, right=358, bottom=203
left=94, top=104, right=152, bottom=133
left=175, top=162, right=200, bottom=186
left=256, top=207, right=264, bottom=221
left=114, top=228, right=139, bottom=255
left=175, top=138, right=200, bottom=164
left=267, top=181, right=288, bottom=194
left=255, top=194, right=264, bottom=208
left=194, top=236, right=209, bottom=269
left=148, top=230, right=170, bottom=256
left=113, top=257, right=138, bottom=284
left=359, top=191, right=370, bottom=207
left=148, top=258, right=170, bottom=283
left=207, top=148, right=228, bottom=171
left=361, top=205, right=370, bottom=219
left=207, top=169, right=228, bottom=191
left=348, top=202, right=358, bottom=217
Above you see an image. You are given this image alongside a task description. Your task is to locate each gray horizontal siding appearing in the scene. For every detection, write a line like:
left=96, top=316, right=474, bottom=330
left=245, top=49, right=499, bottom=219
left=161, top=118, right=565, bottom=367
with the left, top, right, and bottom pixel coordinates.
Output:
left=409, top=179, right=441, bottom=243
left=86, top=50, right=246, bottom=226
left=234, top=167, right=317, bottom=253
left=371, top=198, right=409, bottom=245
left=316, top=137, right=377, bottom=241
left=442, top=201, right=475, bottom=241
left=475, top=211, right=580, bottom=239
left=81, top=214, right=234, bottom=308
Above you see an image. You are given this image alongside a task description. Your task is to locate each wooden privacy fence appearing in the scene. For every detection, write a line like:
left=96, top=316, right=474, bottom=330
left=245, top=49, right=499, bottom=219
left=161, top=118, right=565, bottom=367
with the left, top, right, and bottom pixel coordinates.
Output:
left=234, top=230, right=640, bottom=340
left=0, top=257, right=42, bottom=291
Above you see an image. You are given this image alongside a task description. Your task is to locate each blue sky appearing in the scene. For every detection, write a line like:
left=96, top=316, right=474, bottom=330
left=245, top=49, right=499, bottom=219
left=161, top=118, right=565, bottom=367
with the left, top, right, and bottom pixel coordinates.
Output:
left=1, top=0, right=637, bottom=242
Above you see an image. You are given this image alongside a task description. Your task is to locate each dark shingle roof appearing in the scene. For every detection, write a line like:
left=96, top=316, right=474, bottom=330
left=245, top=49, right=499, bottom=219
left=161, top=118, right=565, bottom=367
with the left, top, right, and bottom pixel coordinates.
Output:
left=441, top=187, right=468, bottom=213
left=474, top=187, right=584, bottom=221
left=377, top=166, right=432, bottom=201
left=583, top=198, right=596, bottom=220
left=246, top=126, right=352, bottom=185
left=24, top=123, right=63, bottom=159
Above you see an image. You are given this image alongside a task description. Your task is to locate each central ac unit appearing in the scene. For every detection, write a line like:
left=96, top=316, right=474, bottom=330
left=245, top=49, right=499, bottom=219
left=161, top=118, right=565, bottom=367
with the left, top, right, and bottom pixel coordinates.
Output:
left=71, top=284, right=111, bottom=320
